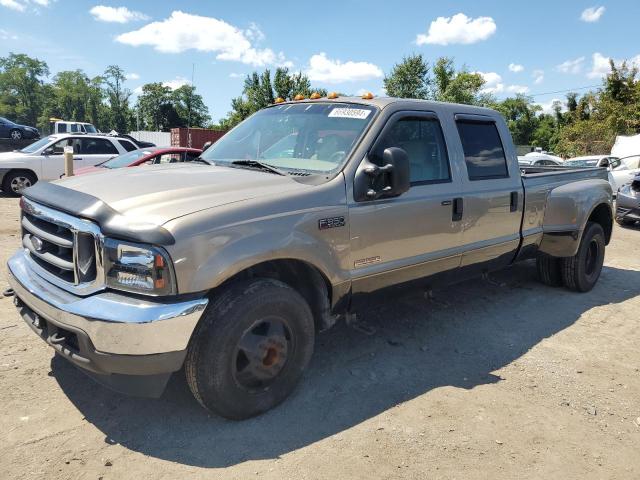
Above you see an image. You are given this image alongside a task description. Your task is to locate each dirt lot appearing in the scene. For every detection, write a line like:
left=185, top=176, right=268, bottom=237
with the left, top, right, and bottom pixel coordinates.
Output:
left=0, top=192, right=639, bottom=480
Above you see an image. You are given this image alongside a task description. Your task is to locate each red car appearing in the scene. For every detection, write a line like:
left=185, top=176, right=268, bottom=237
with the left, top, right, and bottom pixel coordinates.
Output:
left=74, top=147, right=202, bottom=175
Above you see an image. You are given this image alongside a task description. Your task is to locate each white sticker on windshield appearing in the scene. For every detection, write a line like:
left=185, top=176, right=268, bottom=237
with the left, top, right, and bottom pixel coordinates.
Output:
left=328, top=108, right=371, bottom=119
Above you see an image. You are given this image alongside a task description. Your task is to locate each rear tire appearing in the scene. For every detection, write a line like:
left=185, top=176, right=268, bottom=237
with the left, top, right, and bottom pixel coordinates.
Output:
left=9, top=129, right=23, bottom=140
left=561, top=222, right=605, bottom=292
left=185, top=278, right=315, bottom=420
left=536, top=253, right=563, bottom=287
left=2, top=170, right=37, bottom=196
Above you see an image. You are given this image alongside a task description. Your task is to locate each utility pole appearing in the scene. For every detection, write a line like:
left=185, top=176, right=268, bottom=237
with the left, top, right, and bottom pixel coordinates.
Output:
left=187, top=63, right=195, bottom=147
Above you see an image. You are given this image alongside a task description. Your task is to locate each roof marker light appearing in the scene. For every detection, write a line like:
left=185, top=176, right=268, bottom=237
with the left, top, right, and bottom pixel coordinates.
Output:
left=274, top=97, right=285, bottom=104
left=294, top=94, right=305, bottom=101
left=310, top=92, right=321, bottom=99
left=327, top=92, right=339, bottom=99
left=361, top=92, right=374, bottom=100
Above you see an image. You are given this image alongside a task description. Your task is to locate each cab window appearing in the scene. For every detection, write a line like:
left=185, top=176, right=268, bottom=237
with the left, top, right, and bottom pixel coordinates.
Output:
left=456, top=121, right=509, bottom=180
left=371, top=116, right=451, bottom=184
left=79, top=138, right=118, bottom=155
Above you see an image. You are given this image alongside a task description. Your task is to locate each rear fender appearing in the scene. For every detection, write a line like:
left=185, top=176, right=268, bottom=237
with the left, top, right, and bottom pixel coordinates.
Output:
left=538, top=179, right=612, bottom=257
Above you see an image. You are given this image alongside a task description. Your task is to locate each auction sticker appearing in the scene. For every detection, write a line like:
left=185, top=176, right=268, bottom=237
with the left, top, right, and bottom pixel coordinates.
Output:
left=328, top=108, right=371, bottom=119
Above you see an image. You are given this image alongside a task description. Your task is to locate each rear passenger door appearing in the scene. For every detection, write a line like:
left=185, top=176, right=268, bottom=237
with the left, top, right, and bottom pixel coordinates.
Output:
left=349, top=111, right=464, bottom=293
left=78, top=138, right=120, bottom=168
left=454, top=115, right=523, bottom=270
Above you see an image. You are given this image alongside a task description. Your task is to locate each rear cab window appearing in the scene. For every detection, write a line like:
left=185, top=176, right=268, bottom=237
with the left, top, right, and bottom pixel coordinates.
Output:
left=118, top=140, right=137, bottom=152
left=456, top=120, right=509, bottom=180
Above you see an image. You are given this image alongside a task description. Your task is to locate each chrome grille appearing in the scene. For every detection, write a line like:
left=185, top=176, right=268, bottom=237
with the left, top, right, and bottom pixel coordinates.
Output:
left=20, top=197, right=105, bottom=295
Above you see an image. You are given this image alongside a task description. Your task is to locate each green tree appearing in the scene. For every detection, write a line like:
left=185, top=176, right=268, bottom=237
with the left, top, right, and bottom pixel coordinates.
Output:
left=0, top=52, right=49, bottom=126
left=383, top=54, right=430, bottom=99
left=136, top=82, right=173, bottom=130
left=493, top=95, right=541, bottom=145
left=432, top=57, right=486, bottom=105
left=171, top=84, right=210, bottom=128
left=103, top=65, right=131, bottom=132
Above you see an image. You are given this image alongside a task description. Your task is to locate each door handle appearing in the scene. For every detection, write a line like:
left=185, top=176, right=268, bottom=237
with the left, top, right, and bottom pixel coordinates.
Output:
left=441, top=200, right=452, bottom=206
left=452, top=197, right=463, bottom=221
left=74, top=157, right=83, bottom=161
left=510, top=191, right=518, bottom=212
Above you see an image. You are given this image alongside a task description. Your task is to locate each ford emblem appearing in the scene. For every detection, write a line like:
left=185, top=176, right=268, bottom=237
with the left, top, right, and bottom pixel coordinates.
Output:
left=31, top=236, right=44, bottom=252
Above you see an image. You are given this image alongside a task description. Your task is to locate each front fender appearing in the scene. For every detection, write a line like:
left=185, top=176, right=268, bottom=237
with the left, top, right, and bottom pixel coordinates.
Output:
left=539, top=179, right=612, bottom=257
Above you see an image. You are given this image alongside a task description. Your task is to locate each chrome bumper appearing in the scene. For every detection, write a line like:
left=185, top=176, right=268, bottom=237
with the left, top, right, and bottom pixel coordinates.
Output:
left=7, top=250, right=208, bottom=356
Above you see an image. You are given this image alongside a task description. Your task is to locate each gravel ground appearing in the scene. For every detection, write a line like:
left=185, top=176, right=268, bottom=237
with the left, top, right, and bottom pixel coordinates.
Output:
left=0, top=192, right=639, bottom=480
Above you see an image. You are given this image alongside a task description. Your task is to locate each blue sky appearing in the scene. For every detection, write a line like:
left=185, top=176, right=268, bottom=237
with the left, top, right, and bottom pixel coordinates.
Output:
left=1, top=0, right=639, bottom=121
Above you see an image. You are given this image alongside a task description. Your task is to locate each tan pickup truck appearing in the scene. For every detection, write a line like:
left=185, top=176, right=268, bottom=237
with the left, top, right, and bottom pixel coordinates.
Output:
left=7, top=96, right=613, bottom=419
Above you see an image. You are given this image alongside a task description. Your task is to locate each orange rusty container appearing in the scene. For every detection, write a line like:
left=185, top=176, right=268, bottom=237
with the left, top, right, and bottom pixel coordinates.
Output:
left=170, top=128, right=227, bottom=149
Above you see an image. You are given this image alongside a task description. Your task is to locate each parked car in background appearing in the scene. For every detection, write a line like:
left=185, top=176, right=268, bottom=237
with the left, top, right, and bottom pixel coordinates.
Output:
left=615, top=172, right=640, bottom=226
left=564, top=155, right=635, bottom=193
left=50, top=119, right=98, bottom=135
left=74, top=147, right=202, bottom=175
left=0, top=133, right=139, bottom=195
left=0, top=117, right=40, bottom=140
left=518, top=154, right=563, bottom=167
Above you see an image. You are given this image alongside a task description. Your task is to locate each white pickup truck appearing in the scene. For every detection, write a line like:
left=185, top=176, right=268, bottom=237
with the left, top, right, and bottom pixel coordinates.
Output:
left=0, top=133, right=138, bottom=195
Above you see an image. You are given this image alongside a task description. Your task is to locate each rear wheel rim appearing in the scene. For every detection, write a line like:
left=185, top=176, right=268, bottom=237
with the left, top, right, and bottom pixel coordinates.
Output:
left=233, top=316, right=292, bottom=392
left=10, top=176, right=31, bottom=193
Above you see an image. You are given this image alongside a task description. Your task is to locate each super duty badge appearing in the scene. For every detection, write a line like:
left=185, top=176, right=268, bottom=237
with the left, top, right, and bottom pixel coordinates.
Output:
left=318, top=216, right=345, bottom=230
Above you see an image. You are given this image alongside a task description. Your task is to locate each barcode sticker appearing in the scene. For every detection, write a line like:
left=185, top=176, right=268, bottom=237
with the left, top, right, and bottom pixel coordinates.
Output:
left=328, top=108, right=371, bottom=119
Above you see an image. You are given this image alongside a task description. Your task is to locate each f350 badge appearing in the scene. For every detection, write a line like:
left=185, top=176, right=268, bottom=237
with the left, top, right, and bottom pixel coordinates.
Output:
left=318, top=216, right=345, bottom=230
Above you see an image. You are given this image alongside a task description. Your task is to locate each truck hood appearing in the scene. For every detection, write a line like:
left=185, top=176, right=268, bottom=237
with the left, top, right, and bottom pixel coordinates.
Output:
left=54, top=163, right=311, bottom=225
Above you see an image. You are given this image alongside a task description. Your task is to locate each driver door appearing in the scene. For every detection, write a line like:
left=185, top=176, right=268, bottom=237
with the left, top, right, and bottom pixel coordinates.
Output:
left=41, top=137, right=82, bottom=180
left=348, top=111, right=464, bottom=294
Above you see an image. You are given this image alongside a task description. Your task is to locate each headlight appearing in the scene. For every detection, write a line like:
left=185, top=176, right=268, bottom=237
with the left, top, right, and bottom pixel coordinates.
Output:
left=103, top=239, right=176, bottom=296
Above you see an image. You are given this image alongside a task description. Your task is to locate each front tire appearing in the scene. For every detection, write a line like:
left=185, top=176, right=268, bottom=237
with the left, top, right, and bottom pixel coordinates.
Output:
left=2, top=170, right=37, bottom=196
left=185, top=278, right=315, bottom=420
left=561, top=222, right=606, bottom=292
left=10, top=129, right=23, bottom=140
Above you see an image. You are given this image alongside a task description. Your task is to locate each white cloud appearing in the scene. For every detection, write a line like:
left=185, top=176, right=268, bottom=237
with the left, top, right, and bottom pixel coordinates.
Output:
left=229, top=72, right=244, bottom=78
left=163, top=76, right=191, bottom=90
left=533, top=69, right=544, bottom=84
left=588, top=52, right=640, bottom=78
left=0, top=0, right=23, bottom=10
left=90, top=6, right=149, bottom=23
left=1, top=0, right=48, bottom=10
left=508, top=63, right=524, bottom=73
left=416, top=13, right=496, bottom=46
left=477, top=71, right=504, bottom=94
left=125, top=72, right=140, bottom=80
left=556, top=56, right=585, bottom=74
left=0, top=28, right=18, bottom=40
left=116, top=11, right=288, bottom=67
left=305, top=52, right=383, bottom=84
left=244, top=22, right=265, bottom=43
left=507, top=85, right=530, bottom=94
left=581, top=6, right=605, bottom=23
left=536, top=98, right=566, bottom=115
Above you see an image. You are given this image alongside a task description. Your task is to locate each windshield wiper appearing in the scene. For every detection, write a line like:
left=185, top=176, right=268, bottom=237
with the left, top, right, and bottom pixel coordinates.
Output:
left=189, top=157, right=213, bottom=165
left=230, top=160, right=287, bottom=176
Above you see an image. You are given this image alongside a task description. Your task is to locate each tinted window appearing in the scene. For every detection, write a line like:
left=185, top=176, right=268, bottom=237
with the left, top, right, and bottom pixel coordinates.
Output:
left=457, top=121, right=508, bottom=180
left=70, top=124, right=79, bottom=132
left=609, top=157, right=621, bottom=169
left=80, top=138, right=118, bottom=155
left=50, top=138, right=82, bottom=155
left=155, top=153, right=183, bottom=164
left=118, top=140, right=137, bottom=152
left=372, top=117, right=450, bottom=184
left=57, top=123, right=68, bottom=133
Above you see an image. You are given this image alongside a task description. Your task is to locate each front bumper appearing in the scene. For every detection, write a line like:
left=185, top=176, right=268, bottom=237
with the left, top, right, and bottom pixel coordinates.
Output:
left=616, top=191, right=640, bottom=222
left=7, top=251, right=208, bottom=396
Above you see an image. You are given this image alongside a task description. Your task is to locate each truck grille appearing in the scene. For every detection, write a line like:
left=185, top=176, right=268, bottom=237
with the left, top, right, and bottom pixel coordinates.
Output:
left=20, top=197, right=104, bottom=295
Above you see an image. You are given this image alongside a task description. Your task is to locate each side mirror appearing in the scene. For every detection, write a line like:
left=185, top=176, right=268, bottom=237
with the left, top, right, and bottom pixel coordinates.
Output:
left=354, top=147, right=410, bottom=201
left=42, top=148, right=53, bottom=156
left=600, top=158, right=610, bottom=169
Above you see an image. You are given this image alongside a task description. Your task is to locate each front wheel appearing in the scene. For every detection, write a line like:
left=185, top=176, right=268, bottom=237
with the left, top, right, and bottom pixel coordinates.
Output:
left=185, top=278, right=315, bottom=420
left=2, top=170, right=37, bottom=196
left=10, top=129, right=23, bottom=140
left=561, top=222, right=606, bottom=292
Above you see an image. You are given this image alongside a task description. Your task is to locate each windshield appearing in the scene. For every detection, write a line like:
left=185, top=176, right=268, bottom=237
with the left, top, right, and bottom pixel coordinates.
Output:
left=84, top=124, right=97, bottom=133
left=102, top=148, right=156, bottom=168
left=201, top=102, right=377, bottom=173
left=565, top=159, right=598, bottom=167
left=19, top=137, right=55, bottom=154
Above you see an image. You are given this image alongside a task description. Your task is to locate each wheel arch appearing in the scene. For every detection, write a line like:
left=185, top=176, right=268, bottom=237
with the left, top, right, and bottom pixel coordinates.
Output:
left=1, top=168, right=38, bottom=192
left=210, top=258, right=338, bottom=332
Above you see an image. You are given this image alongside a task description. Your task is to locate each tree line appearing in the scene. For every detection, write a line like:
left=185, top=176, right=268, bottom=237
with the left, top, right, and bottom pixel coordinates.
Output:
left=0, top=53, right=211, bottom=134
left=2, top=51, right=639, bottom=157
